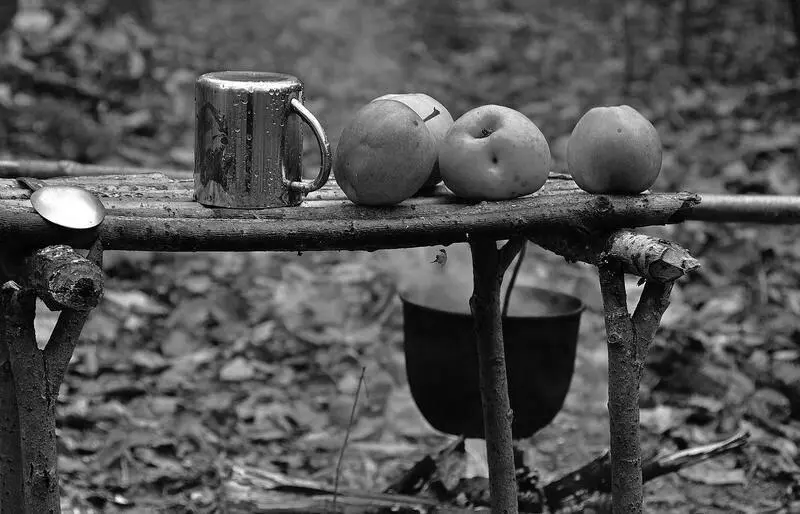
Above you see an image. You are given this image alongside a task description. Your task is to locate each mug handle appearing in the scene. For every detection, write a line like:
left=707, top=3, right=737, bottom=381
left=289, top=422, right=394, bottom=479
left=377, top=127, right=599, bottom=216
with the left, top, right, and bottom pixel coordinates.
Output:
left=283, top=97, right=332, bottom=194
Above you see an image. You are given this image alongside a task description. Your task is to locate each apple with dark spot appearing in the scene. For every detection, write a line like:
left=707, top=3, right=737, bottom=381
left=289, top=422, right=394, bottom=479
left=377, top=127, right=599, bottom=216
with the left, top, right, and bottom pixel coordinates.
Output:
left=439, top=105, right=551, bottom=200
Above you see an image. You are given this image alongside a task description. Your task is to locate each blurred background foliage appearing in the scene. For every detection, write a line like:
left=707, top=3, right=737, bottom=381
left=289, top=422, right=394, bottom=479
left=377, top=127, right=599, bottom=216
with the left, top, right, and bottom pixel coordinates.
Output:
left=1, top=0, right=798, bottom=196
left=1, top=0, right=799, bottom=512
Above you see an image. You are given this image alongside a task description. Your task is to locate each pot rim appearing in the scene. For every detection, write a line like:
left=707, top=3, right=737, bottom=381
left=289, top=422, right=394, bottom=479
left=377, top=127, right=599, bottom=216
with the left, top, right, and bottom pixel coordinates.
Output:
left=399, top=285, right=586, bottom=320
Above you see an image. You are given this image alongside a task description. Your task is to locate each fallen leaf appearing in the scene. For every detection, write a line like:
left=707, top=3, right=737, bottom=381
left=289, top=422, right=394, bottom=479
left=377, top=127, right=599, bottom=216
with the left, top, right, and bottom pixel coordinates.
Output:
left=640, top=405, right=692, bottom=434
left=161, top=329, right=199, bottom=357
left=219, top=357, right=256, bottom=382
left=104, top=289, right=169, bottom=315
left=131, top=349, right=169, bottom=373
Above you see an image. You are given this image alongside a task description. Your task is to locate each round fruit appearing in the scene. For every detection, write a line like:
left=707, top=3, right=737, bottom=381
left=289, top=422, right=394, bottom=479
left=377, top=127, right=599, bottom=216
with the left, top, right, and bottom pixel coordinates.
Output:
left=566, top=105, right=662, bottom=194
left=373, top=93, right=454, bottom=188
left=334, top=99, right=437, bottom=206
left=438, top=104, right=551, bottom=201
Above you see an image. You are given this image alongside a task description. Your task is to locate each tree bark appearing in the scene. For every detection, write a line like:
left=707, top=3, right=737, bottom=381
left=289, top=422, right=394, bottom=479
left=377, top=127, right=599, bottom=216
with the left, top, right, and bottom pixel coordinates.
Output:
left=3, top=287, right=60, bottom=514
left=0, top=283, right=23, bottom=514
left=27, top=245, right=104, bottom=311
left=468, top=237, right=523, bottom=514
left=42, top=242, right=103, bottom=394
left=529, top=229, right=700, bottom=282
left=598, top=263, right=674, bottom=514
left=0, top=242, right=103, bottom=514
left=0, top=174, right=702, bottom=252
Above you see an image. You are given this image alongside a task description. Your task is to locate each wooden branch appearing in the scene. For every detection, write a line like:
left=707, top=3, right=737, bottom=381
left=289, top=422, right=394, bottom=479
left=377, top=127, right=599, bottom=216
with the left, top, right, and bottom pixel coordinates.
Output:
left=0, top=243, right=103, bottom=513
left=598, top=262, right=676, bottom=514
left=383, top=455, right=437, bottom=495
left=529, top=229, right=699, bottom=282
left=599, top=262, right=641, bottom=514
left=382, top=436, right=468, bottom=498
left=222, top=431, right=749, bottom=513
left=0, top=159, right=192, bottom=180
left=0, top=194, right=700, bottom=252
left=2, top=287, right=60, bottom=514
left=5, top=176, right=797, bottom=226
left=687, top=194, right=800, bottom=224
left=43, top=241, right=104, bottom=395
left=223, top=465, right=469, bottom=514
left=607, top=232, right=699, bottom=281
left=630, top=280, right=674, bottom=348
left=542, top=431, right=749, bottom=512
left=0, top=174, right=701, bottom=251
left=532, top=226, right=698, bottom=512
left=643, top=430, right=749, bottom=479
left=468, top=237, right=519, bottom=514
left=0, top=281, right=23, bottom=512
left=26, top=245, right=104, bottom=311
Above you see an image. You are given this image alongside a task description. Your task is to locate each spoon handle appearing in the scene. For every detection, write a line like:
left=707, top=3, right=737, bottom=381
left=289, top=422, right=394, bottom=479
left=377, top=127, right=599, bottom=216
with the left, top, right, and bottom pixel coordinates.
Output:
left=17, top=177, right=47, bottom=191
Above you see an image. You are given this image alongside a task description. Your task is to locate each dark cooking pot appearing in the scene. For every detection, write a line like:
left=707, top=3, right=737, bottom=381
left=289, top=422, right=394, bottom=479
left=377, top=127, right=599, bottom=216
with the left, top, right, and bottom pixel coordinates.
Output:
left=400, top=284, right=584, bottom=439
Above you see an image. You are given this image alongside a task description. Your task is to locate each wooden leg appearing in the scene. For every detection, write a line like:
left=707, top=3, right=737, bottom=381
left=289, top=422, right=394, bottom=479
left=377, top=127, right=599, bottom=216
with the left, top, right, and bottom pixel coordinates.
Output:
left=3, top=284, right=60, bottom=514
left=0, top=280, right=24, bottom=514
left=598, top=262, right=674, bottom=514
left=468, top=236, right=524, bottom=514
left=1, top=243, right=104, bottom=514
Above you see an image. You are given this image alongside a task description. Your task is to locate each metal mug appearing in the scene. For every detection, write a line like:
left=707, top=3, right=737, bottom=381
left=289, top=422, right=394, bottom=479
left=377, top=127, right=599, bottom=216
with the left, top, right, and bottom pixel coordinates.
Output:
left=194, top=71, right=332, bottom=208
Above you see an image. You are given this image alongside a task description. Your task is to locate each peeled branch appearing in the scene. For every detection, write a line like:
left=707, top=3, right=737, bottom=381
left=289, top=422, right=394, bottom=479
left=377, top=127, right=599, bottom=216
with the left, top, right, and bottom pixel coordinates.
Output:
left=529, top=228, right=699, bottom=282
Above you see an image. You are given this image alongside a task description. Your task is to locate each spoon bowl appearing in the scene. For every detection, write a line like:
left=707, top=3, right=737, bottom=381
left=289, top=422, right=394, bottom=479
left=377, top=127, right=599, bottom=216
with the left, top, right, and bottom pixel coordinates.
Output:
left=19, top=178, right=106, bottom=229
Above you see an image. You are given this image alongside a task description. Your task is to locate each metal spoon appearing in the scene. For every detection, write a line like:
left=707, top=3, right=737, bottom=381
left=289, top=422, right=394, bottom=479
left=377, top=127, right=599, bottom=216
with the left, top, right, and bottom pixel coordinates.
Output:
left=17, top=177, right=106, bottom=229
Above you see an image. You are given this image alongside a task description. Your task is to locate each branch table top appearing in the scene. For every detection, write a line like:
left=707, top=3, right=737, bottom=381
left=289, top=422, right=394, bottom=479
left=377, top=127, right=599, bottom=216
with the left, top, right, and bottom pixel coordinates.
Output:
left=0, top=173, right=702, bottom=252
left=2, top=168, right=792, bottom=514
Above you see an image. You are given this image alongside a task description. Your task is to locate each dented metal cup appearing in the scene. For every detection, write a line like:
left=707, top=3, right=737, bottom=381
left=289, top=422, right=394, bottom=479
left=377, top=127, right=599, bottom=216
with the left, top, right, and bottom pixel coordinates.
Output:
left=194, top=71, right=332, bottom=208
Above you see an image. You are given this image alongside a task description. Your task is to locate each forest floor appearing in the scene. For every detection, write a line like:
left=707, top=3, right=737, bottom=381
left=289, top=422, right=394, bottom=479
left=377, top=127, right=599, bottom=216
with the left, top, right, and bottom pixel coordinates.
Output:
left=2, top=0, right=800, bottom=512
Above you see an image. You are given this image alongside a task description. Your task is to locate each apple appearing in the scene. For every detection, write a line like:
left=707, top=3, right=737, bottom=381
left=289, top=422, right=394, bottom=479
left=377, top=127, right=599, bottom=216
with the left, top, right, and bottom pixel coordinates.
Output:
left=438, top=104, right=551, bottom=200
left=567, top=105, right=662, bottom=194
left=373, top=93, right=454, bottom=188
left=334, top=99, right=437, bottom=206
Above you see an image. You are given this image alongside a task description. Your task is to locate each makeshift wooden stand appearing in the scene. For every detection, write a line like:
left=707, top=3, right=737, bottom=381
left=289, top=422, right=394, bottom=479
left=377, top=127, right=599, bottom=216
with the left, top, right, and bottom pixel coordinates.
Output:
left=1, top=167, right=798, bottom=513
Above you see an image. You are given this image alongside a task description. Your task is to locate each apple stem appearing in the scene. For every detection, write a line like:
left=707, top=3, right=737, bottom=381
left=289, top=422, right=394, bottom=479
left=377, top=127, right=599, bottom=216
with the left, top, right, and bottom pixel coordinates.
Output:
left=421, top=107, right=440, bottom=123
left=468, top=236, right=525, bottom=514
